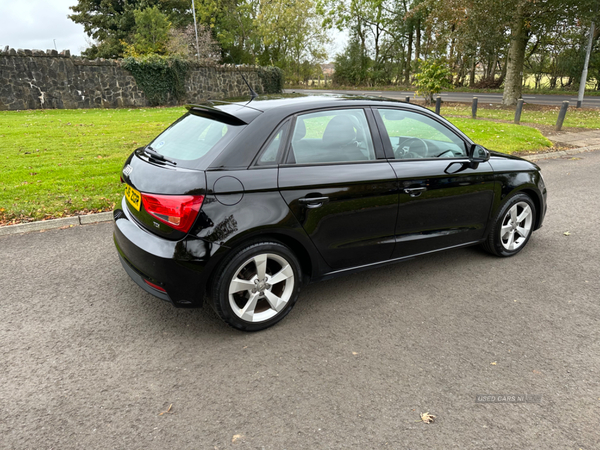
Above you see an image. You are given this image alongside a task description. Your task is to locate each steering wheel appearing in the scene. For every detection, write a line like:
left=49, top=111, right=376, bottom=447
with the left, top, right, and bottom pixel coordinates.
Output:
left=435, top=149, right=457, bottom=158
left=394, top=137, right=429, bottom=159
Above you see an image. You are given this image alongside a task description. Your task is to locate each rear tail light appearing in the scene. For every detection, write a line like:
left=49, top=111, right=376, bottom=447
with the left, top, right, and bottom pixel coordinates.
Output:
left=141, top=193, right=204, bottom=233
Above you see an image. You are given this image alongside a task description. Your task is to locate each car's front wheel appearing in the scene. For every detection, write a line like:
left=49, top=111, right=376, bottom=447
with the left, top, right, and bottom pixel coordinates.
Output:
left=483, top=193, right=537, bottom=257
left=211, top=242, right=302, bottom=331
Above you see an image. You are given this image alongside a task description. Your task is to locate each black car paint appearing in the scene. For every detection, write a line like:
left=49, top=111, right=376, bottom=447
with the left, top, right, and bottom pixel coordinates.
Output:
left=113, top=95, right=547, bottom=308
left=389, top=158, right=496, bottom=257
left=278, top=161, right=399, bottom=269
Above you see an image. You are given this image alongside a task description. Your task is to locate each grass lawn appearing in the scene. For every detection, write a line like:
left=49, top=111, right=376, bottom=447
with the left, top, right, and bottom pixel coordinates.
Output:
left=446, top=118, right=552, bottom=153
left=1, top=106, right=553, bottom=224
left=434, top=104, right=600, bottom=129
left=1, top=107, right=183, bottom=224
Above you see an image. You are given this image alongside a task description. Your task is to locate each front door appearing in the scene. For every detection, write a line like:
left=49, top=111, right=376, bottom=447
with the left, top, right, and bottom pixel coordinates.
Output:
left=278, top=108, right=398, bottom=270
left=373, top=107, right=496, bottom=258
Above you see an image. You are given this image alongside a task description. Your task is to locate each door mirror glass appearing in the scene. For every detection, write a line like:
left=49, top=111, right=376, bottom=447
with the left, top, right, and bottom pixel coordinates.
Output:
left=469, top=144, right=490, bottom=162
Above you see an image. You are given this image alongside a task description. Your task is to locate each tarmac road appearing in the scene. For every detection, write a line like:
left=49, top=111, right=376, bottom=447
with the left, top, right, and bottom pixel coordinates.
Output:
left=286, top=89, right=600, bottom=108
left=1, top=150, right=600, bottom=449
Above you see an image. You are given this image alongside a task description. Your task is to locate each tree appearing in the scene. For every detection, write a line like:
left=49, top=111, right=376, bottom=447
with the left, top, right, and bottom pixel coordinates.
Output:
left=69, top=0, right=192, bottom=58
left=193, top=0, right=260, bottom=64
left=333, top=35, right=372, bottom=85
left=167, top=24, right=221, bottom=63
left=255, top=0, right=328, bottom=81
left=124, top=6, right=172, bottom=56
left=414, top=58, right=453, bottom=103
left=501, top=0, right=599, bottom=104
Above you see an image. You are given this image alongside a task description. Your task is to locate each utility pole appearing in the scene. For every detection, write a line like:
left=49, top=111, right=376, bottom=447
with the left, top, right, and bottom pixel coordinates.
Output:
left=191, top=0, right=200, bottom=61
left=577, top=21, right=595, bottom=108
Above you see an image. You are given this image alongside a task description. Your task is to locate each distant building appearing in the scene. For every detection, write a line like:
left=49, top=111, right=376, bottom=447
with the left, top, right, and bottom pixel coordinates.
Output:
left=320, top=63, right=335, bottom=76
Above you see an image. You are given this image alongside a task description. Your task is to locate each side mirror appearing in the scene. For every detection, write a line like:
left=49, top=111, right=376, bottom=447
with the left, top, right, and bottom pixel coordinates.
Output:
left=469, top=144, right=490, bottom=163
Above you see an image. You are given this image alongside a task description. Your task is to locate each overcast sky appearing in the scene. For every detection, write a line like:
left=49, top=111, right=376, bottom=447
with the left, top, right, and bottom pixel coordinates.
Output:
left=0, top=0, right=345, bottom=60
left=0, top=0, right=89, bottom=55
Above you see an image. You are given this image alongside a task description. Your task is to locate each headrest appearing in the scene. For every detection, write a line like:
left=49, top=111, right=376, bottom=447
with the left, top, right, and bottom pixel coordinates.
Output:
left=322, top=115, right=356, bottom=147
left=293, top=118, right=306, bottom=140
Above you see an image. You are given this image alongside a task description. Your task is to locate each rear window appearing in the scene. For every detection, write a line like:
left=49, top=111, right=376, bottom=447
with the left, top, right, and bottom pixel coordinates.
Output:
left=149, top=114, right=244, bottom=168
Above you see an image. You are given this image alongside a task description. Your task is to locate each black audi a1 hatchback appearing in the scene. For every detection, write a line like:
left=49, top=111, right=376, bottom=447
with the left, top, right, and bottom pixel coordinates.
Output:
left=114, top=94, right=547, bottom=331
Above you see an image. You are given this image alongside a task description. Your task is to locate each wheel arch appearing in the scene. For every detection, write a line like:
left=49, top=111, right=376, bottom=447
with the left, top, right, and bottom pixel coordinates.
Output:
left=204, top=230, right=319, bottom=300
left=519, top=187, right=543, bottom=230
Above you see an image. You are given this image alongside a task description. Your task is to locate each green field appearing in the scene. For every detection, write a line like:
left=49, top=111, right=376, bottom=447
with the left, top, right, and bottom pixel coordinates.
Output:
left=1, top=106, right=554, bottom=224
left=0, top=107, right=183, bottom=224
left=434, top=104, right=600, bottom=129
left=446, top=118, right=552, bottom=153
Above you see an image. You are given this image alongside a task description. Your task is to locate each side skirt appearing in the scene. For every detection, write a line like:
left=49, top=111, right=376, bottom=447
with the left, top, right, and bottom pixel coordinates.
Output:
left=314, top=240, right=484, bottom=282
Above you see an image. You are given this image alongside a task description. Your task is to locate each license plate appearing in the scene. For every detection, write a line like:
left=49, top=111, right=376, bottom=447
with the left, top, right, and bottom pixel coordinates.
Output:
left=125, top=184, right=141, bottom=211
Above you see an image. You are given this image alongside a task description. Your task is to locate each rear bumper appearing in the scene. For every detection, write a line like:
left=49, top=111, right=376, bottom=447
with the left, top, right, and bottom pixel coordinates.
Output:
left=113, top=198, right=221, bottom=308
left=118, top=254, right=172, bottom=303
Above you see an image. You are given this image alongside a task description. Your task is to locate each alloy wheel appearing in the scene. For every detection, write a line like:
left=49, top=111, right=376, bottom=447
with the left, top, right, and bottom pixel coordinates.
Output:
left=228, top=253, right=295, bottom=323
left=500, top=201, right=533, bottom=251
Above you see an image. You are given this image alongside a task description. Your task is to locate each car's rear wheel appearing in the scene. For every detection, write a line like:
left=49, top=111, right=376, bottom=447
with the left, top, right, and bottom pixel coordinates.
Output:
left=483, top=193, right=536, bottom=257
left=211, top=242, right=301, bottom=331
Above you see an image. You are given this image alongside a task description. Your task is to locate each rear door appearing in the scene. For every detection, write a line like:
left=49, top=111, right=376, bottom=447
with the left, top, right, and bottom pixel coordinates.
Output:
left=373, top=107, right=496, bottom=258
left=277, top=108, right=398, bottom=270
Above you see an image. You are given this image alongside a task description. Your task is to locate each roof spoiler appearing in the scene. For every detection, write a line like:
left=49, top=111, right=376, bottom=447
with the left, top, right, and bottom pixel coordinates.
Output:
left=185, top=103, right=248, bottom=125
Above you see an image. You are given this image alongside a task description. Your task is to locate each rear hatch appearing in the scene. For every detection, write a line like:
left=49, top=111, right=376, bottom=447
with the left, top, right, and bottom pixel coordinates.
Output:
left=120, top=109, right=248, bottom=240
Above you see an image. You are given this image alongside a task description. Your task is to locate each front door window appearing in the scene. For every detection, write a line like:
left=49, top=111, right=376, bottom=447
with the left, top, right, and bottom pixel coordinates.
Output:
left=376, top=108, right=467, bottom=159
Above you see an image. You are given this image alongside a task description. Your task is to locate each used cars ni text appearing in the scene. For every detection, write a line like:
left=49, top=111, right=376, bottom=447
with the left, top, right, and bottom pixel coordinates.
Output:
left=114, top=95, right=547, bottom=331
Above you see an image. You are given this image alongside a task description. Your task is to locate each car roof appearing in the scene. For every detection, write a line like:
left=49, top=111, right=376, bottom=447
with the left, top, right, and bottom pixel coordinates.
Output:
left=201, top=93, right=473, bottom=170
left=211, top=93, right=433, bottom=120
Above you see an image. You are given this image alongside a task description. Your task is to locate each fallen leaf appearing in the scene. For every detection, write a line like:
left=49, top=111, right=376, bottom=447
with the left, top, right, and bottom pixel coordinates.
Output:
left=232, top=434, right=243, bottom=443
left=158, top=404, right=173, bottom=416
left=491, top=361, right=497, bottom=365
left=420, top=412, right=435, bottom=424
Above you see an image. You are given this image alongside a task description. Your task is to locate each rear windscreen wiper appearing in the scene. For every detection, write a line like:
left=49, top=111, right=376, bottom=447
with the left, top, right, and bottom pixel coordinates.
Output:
left=143, top=146, right=177, bottom=166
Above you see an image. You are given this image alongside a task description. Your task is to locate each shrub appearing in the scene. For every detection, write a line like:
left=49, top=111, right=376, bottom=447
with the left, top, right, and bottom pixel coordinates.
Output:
left=122, top=55, right=189, bottom=106
left=414, top=59, right=453, bottom=104
left=257, top=66, right=284, bottom=94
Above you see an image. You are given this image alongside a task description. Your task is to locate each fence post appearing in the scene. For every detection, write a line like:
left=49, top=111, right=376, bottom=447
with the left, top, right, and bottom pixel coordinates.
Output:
left=471, top=97, right=478, bottom=119
left=556, top=101, right=569, bottom=131
left=514, top=99, right=524, bottom=124
left=435, top=96, right=442, bottom=115
left=405, top=96, right=410, bottom=103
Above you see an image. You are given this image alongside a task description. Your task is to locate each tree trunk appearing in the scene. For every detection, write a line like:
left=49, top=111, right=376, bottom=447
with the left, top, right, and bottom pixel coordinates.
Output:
left=502, top=7, right=529, bottom=105
left=469, top=56, right=476, bottom=87
left=490, top=53, right=499, bottom=79
left=415, top=18, right=421, bottom=60
left=405, top=24, right=413, bottom=85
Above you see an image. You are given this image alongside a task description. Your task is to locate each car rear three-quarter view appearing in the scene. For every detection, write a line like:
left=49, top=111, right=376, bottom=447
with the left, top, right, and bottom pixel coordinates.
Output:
left=114, top=95, right=547, bottom=331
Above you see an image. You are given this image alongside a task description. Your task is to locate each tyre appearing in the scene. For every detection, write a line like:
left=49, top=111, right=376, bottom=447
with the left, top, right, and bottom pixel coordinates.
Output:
left=482, top=193, right=536, bottom=257
left=211, top=242, right=302, bottom=331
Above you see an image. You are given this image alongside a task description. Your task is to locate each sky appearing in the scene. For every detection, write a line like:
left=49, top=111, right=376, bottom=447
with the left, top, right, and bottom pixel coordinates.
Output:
left=0, top=0, right=89, bottom=55
left=0, top=0, right=346, bottom=60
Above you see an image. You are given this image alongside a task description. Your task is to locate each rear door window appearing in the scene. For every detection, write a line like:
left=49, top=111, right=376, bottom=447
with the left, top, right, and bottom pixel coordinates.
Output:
left=287, top=109, right=376, bottom=164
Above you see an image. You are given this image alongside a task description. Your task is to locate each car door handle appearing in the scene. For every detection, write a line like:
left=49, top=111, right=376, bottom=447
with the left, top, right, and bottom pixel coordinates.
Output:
left=403, top=187, right=427, bottom=197
left=298, top=196, right=330, bottom=208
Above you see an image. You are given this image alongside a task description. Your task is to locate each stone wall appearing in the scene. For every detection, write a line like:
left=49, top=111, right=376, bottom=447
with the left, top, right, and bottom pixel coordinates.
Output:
left=0, top=47, right=268, bottom=110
